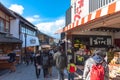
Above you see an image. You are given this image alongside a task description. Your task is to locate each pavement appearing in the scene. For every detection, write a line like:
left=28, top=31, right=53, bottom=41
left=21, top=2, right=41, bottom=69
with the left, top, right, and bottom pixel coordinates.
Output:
left=0, top=63, right=83, bottom=80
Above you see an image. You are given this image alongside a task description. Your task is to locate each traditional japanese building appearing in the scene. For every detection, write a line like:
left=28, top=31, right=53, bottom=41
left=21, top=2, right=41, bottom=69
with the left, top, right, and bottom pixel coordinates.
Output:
left=0, top=2, right=22, bottom=55
left=10, top=11, right=39, bottom=54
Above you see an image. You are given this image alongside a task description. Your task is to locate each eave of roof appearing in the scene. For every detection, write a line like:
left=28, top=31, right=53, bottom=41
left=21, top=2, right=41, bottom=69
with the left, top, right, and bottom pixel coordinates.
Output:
left=10, top=10, right=37, bottom=30
left=58, top=0, right=120, bottom=33
left=0, top=36, right=22, bottom=43
left=37, top=30, right=55, bottom=39
left=0, top=2, right=16, bottom=18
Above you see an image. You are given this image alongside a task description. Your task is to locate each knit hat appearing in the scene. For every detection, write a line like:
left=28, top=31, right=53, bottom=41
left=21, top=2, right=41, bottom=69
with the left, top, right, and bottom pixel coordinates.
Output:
left=92, top=55, right=103, bottom=63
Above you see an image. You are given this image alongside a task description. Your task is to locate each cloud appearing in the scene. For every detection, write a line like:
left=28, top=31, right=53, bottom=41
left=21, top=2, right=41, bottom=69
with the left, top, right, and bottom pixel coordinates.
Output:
left=26, top=15, right=40, bottom=23
left=9, top=4, right=24, bottom=15
left=26, top=15, right=65, bottom=39
left=35, top=17, right=65, bottom=39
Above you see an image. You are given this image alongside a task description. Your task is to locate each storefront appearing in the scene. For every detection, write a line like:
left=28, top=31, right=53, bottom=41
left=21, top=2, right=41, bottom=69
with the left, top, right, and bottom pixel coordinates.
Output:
left=73, top=35, right=112, bottom=51
left=0, top=36, right=22, bottom=64
left=56, top=0, right=120, bottom=50
left=58, top=0, right=120, bottom=78
left=0, top=36, right=22, bottom=55
left=0, top=2, right=23, bottom=66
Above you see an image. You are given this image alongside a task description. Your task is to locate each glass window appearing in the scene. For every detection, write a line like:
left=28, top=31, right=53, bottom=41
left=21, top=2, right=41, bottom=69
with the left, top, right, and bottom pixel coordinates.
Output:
left=74, top=2, right=76, bottom=14
left=101, top=0, right=103, bottom=7
left=89, top=0, right=116, bottom=13
left=106, top=0, right=108, bottom=4
left=6, top=15, right=9, bottom=21
left=103, top=0, right=105, bottom=6
left=98, top=0, right=100, bottom=8
left=5, top=22, right=9, bottom=32
left=21, top=27, right=25, bottom=33
left=0, top=19, right=5, bottom=32
left=26, top=28, right=29, bottom=34
left=109, top=0, right=111, bottom=3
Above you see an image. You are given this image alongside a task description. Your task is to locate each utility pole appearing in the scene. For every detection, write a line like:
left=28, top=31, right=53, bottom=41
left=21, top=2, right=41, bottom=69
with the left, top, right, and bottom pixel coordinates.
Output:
left=65, top=32, right=67, bottom=55
left=24, top=25, right=27, bottom=54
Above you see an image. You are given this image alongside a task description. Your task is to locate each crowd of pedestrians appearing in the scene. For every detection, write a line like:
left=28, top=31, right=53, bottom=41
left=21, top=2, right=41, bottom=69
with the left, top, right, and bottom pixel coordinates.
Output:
left=7, top=45, right=119, bottom=80
left=29, top=46, right=111, bottom=80
left=32, top=45, right=106, bottom=80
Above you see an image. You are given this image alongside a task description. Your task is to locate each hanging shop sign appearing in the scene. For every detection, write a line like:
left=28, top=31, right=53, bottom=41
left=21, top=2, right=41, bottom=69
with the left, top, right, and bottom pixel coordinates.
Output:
left=22, top=34, right=39, bottom=47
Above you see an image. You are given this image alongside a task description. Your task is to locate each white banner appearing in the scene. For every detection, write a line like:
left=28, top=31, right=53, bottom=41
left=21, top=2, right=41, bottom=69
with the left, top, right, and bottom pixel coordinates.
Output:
left=22, top=34, right=39, bottom=47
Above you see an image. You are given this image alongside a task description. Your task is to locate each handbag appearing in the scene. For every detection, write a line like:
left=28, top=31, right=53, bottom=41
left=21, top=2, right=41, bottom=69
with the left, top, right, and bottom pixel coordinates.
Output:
left=37, top=65, right=41, bottom=69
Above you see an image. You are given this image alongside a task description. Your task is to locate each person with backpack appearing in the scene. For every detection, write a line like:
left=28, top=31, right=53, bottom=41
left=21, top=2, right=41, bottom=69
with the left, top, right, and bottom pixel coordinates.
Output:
left=83, top=50, right=106, bottom=80
left=67, top=59, right=77, bottom=80
left=54, top=46, right=67, bottom=80
left=7, top=51, right=16, bottom=72
left=34, top=50, right=42, bottom=79
left=41, top=49, right=49, bottom=79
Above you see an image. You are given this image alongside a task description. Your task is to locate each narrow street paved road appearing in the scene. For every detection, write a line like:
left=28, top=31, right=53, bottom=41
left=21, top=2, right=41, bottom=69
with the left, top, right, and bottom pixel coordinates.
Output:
left=0, top=64, right=82, bottom=80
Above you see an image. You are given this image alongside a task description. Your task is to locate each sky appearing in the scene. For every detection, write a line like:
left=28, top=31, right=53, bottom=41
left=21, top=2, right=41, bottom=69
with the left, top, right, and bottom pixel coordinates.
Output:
left=0, top=0, right=70, bottom=39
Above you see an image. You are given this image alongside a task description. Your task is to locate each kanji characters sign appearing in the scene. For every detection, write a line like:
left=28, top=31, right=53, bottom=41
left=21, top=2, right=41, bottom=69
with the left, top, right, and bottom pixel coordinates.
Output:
left=74, top=0, right=84, bottom=21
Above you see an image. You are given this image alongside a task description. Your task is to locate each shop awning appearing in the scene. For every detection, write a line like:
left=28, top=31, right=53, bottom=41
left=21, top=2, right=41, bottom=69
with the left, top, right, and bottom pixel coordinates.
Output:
left=55, top=0, right=120, bottom=34
left=0, top=37, right=22, bottom=43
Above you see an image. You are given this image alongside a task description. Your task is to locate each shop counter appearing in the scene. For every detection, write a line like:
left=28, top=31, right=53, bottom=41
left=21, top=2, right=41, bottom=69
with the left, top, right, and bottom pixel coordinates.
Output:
left=0, top=56, right=15, bottom=70
left=109, top=64, right=120, bottom=79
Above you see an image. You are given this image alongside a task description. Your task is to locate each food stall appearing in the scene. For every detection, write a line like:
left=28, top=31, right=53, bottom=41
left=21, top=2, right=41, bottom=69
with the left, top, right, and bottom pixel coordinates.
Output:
left=109, top=50, right=120, bottom=79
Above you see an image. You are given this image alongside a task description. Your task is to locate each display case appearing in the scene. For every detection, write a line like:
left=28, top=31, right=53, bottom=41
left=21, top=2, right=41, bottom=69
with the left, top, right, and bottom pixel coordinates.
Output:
left=109, top=51, right=120, bottom=79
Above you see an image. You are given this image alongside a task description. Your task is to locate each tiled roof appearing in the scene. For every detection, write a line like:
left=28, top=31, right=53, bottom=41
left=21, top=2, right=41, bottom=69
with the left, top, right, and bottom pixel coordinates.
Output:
left=0, top=2, right=16, bottom=18
left=0, top=37, right=22, bottom=43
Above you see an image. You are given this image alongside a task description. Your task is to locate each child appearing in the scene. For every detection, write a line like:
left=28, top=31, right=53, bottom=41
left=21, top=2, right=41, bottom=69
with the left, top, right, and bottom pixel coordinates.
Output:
left=67, top=59, right=77, bottom=80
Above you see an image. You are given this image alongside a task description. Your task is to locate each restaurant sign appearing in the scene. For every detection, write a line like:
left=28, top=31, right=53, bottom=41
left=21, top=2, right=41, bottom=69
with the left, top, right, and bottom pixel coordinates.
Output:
left=90, top=36, right=112, bottom=47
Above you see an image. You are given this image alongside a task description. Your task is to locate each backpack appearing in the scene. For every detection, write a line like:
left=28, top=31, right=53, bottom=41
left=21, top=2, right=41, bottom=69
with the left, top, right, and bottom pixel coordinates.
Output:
left=69, top=65, right=76, bottom=73
left=42, top=55, right=49, bottom=67
left=90, top=64, right=104, bottom=80
left=8, top=58, right=15, bottom=63
left=56, top=54, right=66, bottom=69
left=7, top=53, right=16, bottom=63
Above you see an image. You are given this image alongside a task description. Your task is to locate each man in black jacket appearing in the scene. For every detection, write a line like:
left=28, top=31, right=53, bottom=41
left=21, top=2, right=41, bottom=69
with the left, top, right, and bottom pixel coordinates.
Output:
left=34, top=50, right=42, bottom=79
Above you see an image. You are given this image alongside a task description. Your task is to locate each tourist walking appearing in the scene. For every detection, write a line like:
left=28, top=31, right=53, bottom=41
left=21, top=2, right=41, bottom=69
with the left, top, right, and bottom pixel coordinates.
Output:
left=34, top=50, right=42, bottom=79
left=41, top=49, right=49, bottom=79
left=48, top=50, right=54, bottom=76
left=54, top=46, right=67, bottom=80
left=83, top=50, right=109, bottom=80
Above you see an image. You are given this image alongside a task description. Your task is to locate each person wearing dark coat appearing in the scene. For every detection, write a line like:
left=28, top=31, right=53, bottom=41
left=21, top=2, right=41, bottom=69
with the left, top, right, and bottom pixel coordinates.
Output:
left=34, top=50, right=42, bottom=79
left=48, top=50, right=54, bottom=76
left=41, top=49, right=49, bottom=79
left=7, top=51, right=16, bottom=72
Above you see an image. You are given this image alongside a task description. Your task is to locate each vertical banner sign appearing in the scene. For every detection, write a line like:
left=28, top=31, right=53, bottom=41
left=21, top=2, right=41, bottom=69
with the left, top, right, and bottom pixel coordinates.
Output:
left=74, top=0, right=84, bottom=21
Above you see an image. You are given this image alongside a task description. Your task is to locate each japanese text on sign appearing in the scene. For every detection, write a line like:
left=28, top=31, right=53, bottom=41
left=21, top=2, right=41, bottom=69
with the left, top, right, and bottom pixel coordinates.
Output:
left=74, top=0, right=84, bottom=21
